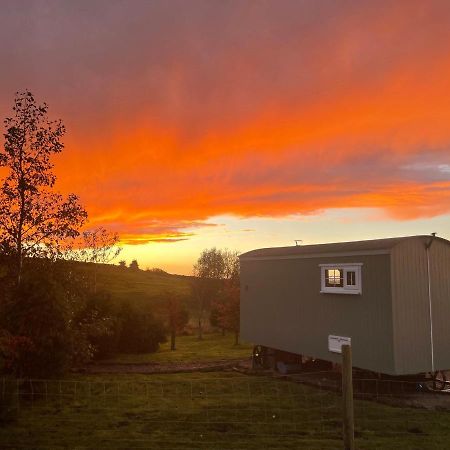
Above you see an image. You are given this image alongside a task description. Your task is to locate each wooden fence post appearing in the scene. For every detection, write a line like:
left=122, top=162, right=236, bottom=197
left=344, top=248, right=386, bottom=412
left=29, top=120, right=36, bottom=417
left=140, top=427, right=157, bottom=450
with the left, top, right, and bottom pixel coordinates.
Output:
left=342, top=344, right=355, bottom=450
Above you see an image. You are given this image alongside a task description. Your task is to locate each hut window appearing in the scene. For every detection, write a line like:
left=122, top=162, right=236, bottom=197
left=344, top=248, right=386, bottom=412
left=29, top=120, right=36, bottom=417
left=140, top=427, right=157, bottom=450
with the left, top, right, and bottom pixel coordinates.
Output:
left=346, top=271, right=356, bottom=286
left=325, top=269, right=343, bottom=287
left=320, top=264, right=362, bottom=295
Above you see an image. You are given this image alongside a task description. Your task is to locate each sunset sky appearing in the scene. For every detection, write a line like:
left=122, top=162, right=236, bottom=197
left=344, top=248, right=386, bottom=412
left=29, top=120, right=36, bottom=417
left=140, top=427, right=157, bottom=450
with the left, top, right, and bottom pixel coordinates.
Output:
left=1, top=0, right=450, bottom=274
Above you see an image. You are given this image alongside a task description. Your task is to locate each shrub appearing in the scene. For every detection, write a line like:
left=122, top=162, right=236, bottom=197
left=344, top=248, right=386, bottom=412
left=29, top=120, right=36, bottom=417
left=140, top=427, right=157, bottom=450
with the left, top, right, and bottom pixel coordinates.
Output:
left=0, top=383, right=17, bottom=426
left=147, top=268, right=168, bottom=275
left=129, top=259, right=139, bottom=271
left=3, top=272, right=71, bottom=377
left=117, top=302, right=166, bottom=353
left=0, top=334, right=35, bottom=377
left=74, top=290, right=118, bottom=361
left=0, top=333, right=18, bottom=424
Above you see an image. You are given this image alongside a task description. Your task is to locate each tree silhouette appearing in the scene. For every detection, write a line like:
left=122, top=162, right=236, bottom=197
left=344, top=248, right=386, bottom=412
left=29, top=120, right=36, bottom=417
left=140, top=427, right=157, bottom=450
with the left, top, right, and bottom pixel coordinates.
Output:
left=192, top=248, right=241, bottom=341
left=77, top=227, right=121, bottom=265
left=129, top=259, right=139, bottom=270
left=192, top=248, right=224, bottom=340
left=70, top=226, right=122, bottom=292
left=213, top=250, right=240, bottom=345
left=165, top=292, right=189, bottom=351
left=0, top=91, right=87, bottom=284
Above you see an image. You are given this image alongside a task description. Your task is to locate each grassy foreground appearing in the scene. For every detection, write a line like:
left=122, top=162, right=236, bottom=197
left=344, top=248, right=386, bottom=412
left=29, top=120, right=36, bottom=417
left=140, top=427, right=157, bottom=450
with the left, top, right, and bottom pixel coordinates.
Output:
left=1, top=371, right=450, bottom=449
left=100, top=333, right=253, bottom=364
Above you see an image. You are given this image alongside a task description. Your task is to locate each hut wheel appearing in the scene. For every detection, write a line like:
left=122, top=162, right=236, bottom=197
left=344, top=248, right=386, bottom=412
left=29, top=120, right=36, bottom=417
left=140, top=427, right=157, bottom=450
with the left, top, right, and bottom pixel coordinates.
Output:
left=424, top=371, right=447, bottom=391
left=252, top=345, right=267, bottom=369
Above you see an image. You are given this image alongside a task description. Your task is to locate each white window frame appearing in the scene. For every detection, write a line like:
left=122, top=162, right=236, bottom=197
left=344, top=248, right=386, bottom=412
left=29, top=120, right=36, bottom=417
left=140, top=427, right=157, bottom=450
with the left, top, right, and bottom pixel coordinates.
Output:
left=320, top=263, right=362, bottom=295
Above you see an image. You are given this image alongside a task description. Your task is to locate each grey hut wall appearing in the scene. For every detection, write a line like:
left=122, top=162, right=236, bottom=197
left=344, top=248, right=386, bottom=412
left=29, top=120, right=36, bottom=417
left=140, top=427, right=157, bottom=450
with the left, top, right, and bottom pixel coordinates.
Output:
left=430, top=239, right=450, bottom=371
left=240, top=253, right=396, bottom=374
left=392, top=237, right=450, bottom=373
left=391, top=238, right=450, bottom=374
left=391, top=239, right=430, bottom=374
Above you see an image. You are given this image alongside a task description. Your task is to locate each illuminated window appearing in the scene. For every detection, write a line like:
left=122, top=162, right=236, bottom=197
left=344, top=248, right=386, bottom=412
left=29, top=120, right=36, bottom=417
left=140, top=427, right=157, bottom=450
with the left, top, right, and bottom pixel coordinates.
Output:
left=320, top=264, right=362, bottom=295
left=325, top=269, right=343, bottom=287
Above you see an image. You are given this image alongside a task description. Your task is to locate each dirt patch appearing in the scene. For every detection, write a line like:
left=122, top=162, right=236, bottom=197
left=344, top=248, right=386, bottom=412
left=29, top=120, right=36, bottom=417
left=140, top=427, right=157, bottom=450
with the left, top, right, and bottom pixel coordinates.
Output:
left=76, top=358, right=251, bottom=374
left=77, top=359, right=450, bottom=411
left=374, top=392, right=450, bottom=411
left=269, top=369, right=450, bottom=411
left=232, top=364, right=450, bottom=411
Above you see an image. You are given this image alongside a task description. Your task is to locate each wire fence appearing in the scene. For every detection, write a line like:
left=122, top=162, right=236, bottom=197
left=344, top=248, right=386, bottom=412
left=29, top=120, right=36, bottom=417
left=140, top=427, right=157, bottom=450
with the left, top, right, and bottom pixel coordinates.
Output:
left=1, top=374, right=450, bottom=449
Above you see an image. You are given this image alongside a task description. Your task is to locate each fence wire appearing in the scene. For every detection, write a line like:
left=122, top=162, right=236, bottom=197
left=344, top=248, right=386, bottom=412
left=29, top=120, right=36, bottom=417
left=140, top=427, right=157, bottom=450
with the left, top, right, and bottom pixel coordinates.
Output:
left=1, top=374, right=449, bottom=449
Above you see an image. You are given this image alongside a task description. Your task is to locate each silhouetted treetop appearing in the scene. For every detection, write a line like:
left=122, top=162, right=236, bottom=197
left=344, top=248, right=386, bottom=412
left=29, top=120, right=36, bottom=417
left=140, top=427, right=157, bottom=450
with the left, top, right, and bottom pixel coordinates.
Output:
left=129, top=259, right=139, bottom=270
left=0, top=90, right=87, bottom=283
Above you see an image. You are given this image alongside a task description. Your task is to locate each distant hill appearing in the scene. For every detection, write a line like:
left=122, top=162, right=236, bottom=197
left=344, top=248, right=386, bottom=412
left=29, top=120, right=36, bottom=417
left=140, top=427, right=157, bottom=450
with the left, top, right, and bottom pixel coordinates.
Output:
left=91, top=264, right=194, bottom=313
left=0, top=258, right=195, bottom=317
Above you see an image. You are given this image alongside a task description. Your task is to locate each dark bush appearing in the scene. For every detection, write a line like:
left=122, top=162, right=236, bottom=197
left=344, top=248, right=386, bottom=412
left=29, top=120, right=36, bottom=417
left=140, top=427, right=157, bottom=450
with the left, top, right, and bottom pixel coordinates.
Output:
left=0, top=385, right=17, bottom=426
left=0, top=334, right=35, bottom=377
left=74, top=290, right=118, bottom=360
left=2, top=272, right=71, bottom=377
left=117, top=302, right=166, bottom=353
left=147, top=268, right=168, bottom=275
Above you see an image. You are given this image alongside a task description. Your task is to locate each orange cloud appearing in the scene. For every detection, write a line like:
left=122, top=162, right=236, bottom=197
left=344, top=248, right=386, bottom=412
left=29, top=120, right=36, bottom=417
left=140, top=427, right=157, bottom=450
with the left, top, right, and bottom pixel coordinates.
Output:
left=1, top=0, right=450, bottom=242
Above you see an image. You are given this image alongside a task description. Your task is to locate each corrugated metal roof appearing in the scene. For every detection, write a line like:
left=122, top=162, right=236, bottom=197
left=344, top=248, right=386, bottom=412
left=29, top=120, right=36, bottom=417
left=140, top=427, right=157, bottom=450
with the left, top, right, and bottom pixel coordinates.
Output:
left=240, top=235, right=450, bottom=259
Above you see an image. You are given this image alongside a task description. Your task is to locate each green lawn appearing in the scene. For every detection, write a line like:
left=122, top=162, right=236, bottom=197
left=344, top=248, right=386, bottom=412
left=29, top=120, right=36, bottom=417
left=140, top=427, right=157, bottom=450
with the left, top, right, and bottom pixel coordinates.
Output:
left=2, top=263, right=450, bottom=448
left=1, top=372, right=450, bottom=449
left=99, top=333, right=253, bottom=364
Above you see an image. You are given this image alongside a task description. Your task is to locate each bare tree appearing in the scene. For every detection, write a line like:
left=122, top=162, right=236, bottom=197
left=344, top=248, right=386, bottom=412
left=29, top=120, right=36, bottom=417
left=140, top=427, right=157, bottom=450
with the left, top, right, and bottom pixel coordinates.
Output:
left=78, top=227, right=121, bottom=264
left=69, top=227, right=122, bottom=292
left=217, top=250, right=240, bottom=345
left=0, top=91, right=87, bottom=284
left=192, top=248, right=225, bottom=340
left=191, top=276, right=212, bottom=340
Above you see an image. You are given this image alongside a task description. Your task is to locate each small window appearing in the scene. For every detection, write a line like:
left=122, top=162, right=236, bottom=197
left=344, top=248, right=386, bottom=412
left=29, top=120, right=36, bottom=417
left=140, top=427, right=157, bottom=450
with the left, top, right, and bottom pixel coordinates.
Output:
left=325, top=269, right=343, bottom=287
left=346, top=271, right=356, bottom=286
left=320, top=264, right=362, bottom=295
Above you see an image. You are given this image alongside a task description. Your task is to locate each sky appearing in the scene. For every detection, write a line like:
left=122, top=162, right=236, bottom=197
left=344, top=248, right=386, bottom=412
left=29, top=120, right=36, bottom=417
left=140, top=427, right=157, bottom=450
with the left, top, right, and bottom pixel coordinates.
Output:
left=1, top=0, right=449, bottom=274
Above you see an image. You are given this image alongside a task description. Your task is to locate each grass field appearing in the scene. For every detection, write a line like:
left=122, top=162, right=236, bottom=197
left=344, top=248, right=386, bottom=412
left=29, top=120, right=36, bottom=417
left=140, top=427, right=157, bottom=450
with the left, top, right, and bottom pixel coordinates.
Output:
left=1, top=372, right=450, bottom=449
left=100, top=333, right=253, bottom=364
left=2, top=264, right=450, bottom=449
